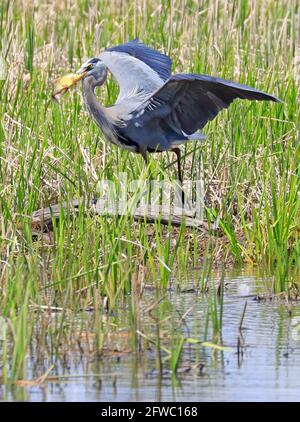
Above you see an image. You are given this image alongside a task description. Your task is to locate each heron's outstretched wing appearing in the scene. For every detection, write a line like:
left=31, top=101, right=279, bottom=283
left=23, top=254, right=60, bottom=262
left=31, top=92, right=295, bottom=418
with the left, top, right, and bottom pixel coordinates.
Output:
left=134, top=73, right=281, bottom=135
left=99, top=39, right=172, bottom=104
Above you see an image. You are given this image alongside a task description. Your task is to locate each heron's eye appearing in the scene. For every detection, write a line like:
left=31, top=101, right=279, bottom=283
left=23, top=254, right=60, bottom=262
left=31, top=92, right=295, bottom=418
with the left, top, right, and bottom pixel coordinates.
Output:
left=86, top=64, right=93, bottom=71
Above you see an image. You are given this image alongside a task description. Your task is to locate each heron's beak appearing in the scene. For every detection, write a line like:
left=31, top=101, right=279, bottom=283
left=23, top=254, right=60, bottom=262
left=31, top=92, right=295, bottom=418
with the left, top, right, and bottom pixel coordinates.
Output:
left=52, top=71, right=88, bottom=101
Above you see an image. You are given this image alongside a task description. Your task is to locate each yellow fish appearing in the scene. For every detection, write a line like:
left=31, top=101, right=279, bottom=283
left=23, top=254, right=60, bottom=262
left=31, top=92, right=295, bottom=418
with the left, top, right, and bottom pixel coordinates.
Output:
left=52, top=72, right=86, bottom=100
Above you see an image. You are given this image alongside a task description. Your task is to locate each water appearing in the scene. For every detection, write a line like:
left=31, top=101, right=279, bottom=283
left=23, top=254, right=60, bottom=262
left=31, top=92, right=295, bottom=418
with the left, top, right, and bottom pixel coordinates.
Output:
left=1, top=271, right=300, bottom=401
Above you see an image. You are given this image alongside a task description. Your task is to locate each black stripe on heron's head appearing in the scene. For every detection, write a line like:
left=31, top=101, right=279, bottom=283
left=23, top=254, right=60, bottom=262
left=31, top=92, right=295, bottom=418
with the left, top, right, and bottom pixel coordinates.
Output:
left=87, top=58, right=101, bottom=65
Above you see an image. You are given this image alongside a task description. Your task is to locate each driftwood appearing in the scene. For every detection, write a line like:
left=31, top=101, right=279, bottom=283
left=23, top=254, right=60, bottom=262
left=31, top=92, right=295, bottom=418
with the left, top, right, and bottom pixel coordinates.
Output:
left=31, top=198, right=214, bottom=232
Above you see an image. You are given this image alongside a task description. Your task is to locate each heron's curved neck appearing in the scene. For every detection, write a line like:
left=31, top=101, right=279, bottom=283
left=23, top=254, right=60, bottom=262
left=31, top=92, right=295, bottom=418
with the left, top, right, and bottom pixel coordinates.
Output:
left=82, top=77, right=116, bottom=143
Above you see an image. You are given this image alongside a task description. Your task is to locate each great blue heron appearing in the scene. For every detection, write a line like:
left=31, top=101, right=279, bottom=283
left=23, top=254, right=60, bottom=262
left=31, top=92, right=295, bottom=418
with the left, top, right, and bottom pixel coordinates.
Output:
left=73, top=38, right=280, bottom=184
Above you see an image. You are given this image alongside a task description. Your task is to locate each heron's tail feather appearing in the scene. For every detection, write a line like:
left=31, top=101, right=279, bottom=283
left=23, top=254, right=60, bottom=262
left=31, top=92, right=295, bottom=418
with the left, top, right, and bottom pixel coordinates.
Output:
left=188, top=133, right=206, bottom=140
left=167, top=132, right=206, bottom=149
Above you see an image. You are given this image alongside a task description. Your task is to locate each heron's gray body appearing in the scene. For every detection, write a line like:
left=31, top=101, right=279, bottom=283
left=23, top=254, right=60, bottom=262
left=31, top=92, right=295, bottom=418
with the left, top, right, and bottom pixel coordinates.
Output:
left=77, top=38, right=280, bottom=159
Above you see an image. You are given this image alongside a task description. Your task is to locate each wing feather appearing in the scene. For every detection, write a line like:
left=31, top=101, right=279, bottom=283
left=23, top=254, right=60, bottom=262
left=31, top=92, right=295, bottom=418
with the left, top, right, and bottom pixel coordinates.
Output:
left=99, top=39, right=172, bottom=105
left=106, top=38, right=172, bottom=81
left=135, top=73, right=280, bottom=134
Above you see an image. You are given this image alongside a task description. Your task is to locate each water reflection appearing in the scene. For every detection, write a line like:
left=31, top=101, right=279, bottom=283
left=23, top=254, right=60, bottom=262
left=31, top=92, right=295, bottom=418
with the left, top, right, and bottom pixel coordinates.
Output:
left=1, top=271, right=300, bottom=401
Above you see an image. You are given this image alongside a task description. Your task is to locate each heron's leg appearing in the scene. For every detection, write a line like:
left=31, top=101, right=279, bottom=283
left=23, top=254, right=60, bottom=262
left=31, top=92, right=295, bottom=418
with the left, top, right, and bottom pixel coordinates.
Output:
left=138, top=145, right=151, bottom=205
left=139, top=145, right=148, bottom=166
left=172, top=148, right=182, bottom=184
left=172, top=147, right=184, bottom=206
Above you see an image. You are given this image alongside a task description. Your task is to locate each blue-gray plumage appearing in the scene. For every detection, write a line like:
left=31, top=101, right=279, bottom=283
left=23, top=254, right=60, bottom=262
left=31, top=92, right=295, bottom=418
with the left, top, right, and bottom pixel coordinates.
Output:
left=106, top=39, right=172, bottom=82
left=76, top=38, right=281, bottom=183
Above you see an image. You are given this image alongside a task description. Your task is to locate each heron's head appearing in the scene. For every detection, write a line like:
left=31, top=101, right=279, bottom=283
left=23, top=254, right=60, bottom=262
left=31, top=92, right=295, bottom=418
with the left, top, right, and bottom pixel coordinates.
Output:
left=76, top=58, right=107, bottom=84
left=51, top=58, right=108, bottom=100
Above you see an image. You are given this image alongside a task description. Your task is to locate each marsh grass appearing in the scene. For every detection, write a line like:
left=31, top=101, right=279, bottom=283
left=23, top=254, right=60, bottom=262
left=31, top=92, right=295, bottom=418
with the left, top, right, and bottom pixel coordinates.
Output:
left=0, top=0, right=299, bottom=385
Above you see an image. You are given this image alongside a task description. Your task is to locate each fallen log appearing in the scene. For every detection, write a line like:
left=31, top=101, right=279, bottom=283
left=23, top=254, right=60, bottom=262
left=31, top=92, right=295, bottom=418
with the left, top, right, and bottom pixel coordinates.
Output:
left=31, top=198, right=216, bottom=232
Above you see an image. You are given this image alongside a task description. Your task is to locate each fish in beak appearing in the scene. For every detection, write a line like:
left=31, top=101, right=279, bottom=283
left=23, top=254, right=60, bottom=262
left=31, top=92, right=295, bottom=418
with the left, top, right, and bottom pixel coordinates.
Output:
left=52, top=71, right=87, bottom=101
